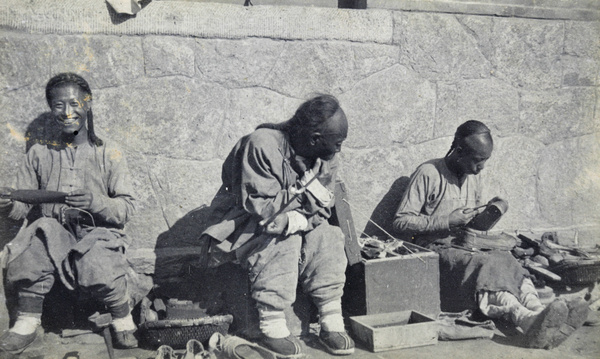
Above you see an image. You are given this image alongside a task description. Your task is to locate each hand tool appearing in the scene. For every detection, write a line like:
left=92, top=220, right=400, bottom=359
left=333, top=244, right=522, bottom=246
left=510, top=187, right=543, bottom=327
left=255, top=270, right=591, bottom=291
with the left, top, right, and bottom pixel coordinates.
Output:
left=89, top=312, right=115, bottom=359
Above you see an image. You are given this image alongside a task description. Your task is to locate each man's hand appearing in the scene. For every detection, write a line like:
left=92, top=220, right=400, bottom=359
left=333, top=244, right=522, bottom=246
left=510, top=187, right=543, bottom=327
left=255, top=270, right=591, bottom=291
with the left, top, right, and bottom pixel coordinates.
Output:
left=0, top=187, right=14, bottom=207
left=448, top=206, right=485, bottom=228
left=259, top=213, right=289, bottom=235
left=65, top=189, right=94, bottom=211
left=291, top=155, right=311, bottom=175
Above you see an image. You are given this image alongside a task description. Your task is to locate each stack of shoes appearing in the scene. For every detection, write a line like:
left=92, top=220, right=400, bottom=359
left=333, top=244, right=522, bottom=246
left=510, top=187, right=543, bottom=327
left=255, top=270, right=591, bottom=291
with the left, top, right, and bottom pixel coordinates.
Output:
left=155, top=339, right=216, bottom=359
left=525, top=298, right=589, bottom=349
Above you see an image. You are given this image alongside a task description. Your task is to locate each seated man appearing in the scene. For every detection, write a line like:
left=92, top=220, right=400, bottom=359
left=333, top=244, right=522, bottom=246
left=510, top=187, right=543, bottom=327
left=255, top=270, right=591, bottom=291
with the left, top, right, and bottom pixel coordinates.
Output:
left=393, top=120, right=588, bottom=349
left=201, top=95, right=354, bottom=357
left=0, top=73, right=138, bottom=352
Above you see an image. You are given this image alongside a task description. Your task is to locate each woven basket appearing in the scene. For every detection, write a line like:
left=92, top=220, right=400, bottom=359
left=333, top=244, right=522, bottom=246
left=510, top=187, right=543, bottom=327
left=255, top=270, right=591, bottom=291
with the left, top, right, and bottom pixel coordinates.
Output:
left=139, top=314, right=233, bottom=349
left=551, top=259, right=600, bottom=285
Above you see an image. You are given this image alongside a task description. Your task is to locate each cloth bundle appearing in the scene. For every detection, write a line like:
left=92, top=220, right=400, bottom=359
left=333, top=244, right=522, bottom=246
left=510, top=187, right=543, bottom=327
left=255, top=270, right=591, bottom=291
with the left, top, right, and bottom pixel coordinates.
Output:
left=437, top=310, right=496, bottom=341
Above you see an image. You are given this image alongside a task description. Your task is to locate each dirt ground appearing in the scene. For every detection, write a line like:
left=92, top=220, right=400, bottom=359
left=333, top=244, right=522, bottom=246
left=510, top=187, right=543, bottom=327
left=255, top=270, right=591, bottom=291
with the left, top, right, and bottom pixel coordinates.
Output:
left=1, top=312, right=598, bottom=359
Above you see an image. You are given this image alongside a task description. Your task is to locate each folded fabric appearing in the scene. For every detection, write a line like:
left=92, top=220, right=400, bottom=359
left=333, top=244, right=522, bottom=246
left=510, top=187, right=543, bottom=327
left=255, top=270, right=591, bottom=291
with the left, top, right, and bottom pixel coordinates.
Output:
left=437, top=310, right=495, bottom=341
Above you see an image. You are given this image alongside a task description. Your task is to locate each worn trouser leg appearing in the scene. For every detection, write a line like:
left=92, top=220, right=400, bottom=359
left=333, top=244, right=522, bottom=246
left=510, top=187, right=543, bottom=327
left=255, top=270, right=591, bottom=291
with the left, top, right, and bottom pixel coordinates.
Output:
left=242, top=223, right=347, bottom=311
left=479, top=290, right=540, bottom=332
left=6, top=230, right=57, bottom=315
left=239, top=232, right=301, bottom=338
left=298, top=223, right=347, bottom=308
left=72, top=230, right=132, bottom=319
left=519, top=277, right=544, bottom=312
left=298, top=223, right=347, bottom=333
left=241, top=222, right=347, bottom=337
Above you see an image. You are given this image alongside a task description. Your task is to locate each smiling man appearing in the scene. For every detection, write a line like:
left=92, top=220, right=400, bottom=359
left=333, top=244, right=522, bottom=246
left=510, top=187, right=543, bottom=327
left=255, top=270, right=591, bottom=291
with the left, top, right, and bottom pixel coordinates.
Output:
left=201, top=95, right=354, bottom=357
left=0, top=73, right=138, bottom=352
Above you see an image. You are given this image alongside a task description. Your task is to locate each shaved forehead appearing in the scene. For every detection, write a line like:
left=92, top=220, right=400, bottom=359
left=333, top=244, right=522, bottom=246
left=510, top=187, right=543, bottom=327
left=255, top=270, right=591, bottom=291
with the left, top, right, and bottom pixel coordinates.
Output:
left=463, top=132, right=493, bottom=157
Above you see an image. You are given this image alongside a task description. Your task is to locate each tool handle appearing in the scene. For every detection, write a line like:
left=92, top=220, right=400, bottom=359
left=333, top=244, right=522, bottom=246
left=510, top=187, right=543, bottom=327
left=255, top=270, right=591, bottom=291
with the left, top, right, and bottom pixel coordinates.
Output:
left=7, top=189, right=68, bottom=204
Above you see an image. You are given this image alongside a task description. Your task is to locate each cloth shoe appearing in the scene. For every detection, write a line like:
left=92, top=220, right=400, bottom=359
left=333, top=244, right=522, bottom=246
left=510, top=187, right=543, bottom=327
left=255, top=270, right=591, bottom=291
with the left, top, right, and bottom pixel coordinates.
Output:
left=0, top=330, right=37, bottom=353
left=541, top=298, right=589, bottom=349
left=113, top=329, right=138, bottom=349
left=260, top=334, right=304, bottom=358
left=155, top=345, right=175, bottom=359
left=209, top=333, right=277, bottom=359
left=524, top=299, right=569, bottom=349
left=318, top=331, right=355, bottom=355
left=184, top=339, right=216, bottom=359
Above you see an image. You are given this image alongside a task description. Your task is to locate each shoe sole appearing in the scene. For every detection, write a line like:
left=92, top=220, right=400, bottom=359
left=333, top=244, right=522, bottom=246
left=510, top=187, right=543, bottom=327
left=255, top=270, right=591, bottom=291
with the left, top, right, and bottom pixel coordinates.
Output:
left=544, top=298, right=590, bottom=349
left=525, top=300, right=569, bottom=349
left=318, top=337, right=355, bottom=356
left=257, top=341, right=305, bottom=359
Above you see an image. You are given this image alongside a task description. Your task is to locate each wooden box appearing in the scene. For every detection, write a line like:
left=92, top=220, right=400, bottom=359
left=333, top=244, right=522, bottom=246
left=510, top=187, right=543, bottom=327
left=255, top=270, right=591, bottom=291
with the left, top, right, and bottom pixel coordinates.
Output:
left=343, top=243, right=441, bottom=319
left=350, top=311, right=438, bottom=352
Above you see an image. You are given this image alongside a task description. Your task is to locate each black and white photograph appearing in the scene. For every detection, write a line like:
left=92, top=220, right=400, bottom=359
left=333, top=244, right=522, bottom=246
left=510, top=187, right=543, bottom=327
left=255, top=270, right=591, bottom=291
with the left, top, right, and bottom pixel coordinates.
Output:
left=0, top=0, right=598, bottom=358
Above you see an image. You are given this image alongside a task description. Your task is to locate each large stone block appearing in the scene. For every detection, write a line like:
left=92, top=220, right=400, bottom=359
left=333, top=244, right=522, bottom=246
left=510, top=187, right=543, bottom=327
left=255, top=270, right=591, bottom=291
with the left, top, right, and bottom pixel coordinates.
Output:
left=339, top=137, right=451, bottom=232
left=339, top=65, right=436, bottom=148
left=262, top=41, right=399, bottom=98
left=126, top=156, right=223, bottom=249
left=215, top=87, right=302, bottom=158
left=0, top=33, right=51, bottom=91
left=144, top=36, right=196, bottom=78
left=537, top=133, right=600, bottom=227
left=49, top=35, right=144, bottom=89
left=459, top=16, right=563, bottom=90
left=93, top=77, right=229, bottom=160
left=126, top=208, right=170, bottom=250
left=394, top=12, right=492, bottom=82
left=519, top=88, right=598, bottom=144
left=195, top=38, right=286, bottom=88
left=561, top=55, right=599, bottom=87
left=435, top=78, right=520, bottom=138
left=0, top=87, right=47, bottom=133
left=146, top=156, right=223, bottom=227
left=482, top=136, right=547, bottom=230
left=1, top=1, right=395, bottom=43
left=564, top=21, right=600, bottom=58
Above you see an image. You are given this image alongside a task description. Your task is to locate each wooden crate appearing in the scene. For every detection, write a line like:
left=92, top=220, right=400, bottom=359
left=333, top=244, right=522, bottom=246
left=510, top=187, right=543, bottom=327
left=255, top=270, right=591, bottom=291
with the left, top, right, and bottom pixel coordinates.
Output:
left=350, top=311, right=438, bottom=352
left=343, top=243, right=441, bottom=319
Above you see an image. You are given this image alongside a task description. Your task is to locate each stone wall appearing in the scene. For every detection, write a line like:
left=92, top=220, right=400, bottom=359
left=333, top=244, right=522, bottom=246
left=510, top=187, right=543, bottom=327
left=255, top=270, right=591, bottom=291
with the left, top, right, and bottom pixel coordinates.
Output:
left=0, top=1, right=599, bottom=274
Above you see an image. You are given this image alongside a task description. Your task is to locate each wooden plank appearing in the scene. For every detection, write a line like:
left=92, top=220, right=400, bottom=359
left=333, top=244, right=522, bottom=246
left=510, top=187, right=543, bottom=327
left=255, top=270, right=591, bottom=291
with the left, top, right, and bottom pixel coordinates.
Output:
left=330, top=180, right=363, bottom=266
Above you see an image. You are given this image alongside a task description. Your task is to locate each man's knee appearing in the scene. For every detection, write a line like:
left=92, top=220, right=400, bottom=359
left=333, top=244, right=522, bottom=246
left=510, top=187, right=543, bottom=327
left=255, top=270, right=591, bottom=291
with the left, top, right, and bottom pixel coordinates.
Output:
left=304, top=223, right=345, bottom=257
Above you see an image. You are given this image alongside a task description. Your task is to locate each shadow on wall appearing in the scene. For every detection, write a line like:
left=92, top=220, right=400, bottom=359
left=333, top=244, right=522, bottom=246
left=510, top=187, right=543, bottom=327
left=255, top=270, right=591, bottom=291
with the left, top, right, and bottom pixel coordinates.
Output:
left=362, top=176, right=411, bottom=240
left=152, top=205, right=213, bottom=298
left=150, top=206, right=264, bottom=336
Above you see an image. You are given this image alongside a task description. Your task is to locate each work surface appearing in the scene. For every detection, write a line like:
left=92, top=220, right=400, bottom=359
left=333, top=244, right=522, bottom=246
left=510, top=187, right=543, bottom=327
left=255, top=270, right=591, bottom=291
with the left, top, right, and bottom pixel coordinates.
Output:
left=8, top=322, right=599, bottom=359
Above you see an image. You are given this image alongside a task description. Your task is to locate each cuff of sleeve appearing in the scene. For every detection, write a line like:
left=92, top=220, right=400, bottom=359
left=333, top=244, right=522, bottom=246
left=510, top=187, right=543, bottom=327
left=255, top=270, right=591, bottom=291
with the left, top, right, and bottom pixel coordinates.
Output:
left=437, top=215, right=451, bottom=231
left=305, top=178, right=334, bottom=207
left=0, top=201, right=12, bottom=210
left=286, top=211, right=309, bottom=235
left=88, top=194, right=108, bottom=214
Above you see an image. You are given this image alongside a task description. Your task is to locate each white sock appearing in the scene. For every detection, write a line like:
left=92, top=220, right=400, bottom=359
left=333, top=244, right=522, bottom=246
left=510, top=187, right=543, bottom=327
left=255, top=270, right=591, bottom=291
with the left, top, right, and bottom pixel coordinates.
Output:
left=319, top=300, right=345, bottom=333
left=258, top=308, right=290, bottom=339
left=111, top=314, right=136, bottom=332
left=10, top=315, right=41, bottom=335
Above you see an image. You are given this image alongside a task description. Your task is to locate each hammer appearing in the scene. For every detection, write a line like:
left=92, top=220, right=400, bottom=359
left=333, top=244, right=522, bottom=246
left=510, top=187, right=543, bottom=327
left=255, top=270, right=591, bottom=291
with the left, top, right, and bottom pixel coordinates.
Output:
left=89, top=312, right=115, bottom=359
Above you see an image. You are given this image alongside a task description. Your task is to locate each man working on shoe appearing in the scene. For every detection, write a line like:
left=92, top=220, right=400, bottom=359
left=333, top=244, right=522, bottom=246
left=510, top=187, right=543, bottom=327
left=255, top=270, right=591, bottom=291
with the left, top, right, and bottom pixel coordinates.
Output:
left=0, top=73, right=139, bottom=352
left=202, top=95, right=354, bottom=357
left=393, top=120, right=588, bottom=349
